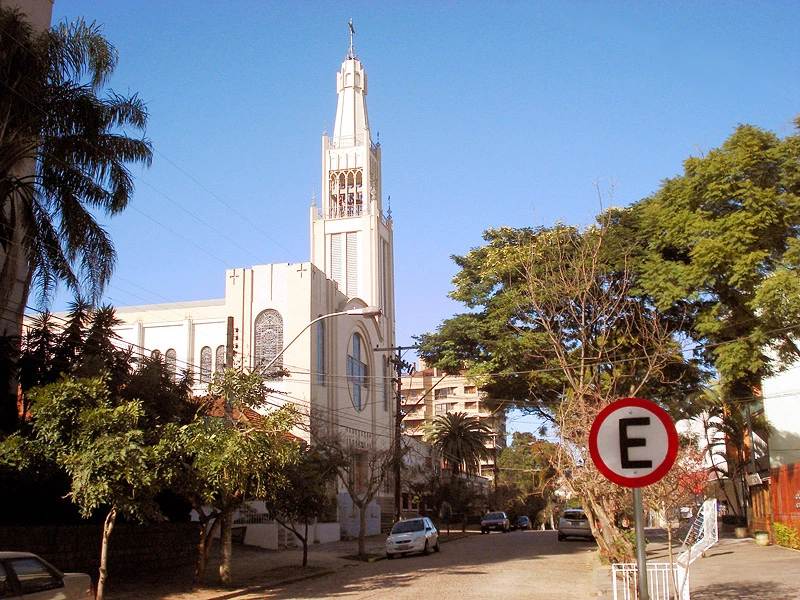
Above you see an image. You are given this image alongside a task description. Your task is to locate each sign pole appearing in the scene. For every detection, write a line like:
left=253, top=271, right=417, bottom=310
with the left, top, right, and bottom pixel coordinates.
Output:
left=633, top=487, right=649, bottom=600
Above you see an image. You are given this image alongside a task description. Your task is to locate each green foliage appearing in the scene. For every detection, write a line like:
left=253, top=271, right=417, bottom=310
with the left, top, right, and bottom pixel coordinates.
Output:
left=774, top=522, right=800, bottom=550
left=427, top=411, right=491, bottom=475
left=632, top=120, right=800, bottom=399
left=0, top=7, right=152, bottom=304
left=28, top=376, right=160, bottom=520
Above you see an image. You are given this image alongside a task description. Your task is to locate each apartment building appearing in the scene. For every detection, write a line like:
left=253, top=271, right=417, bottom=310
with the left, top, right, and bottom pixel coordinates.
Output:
left=400, top=365, right=507, bottom=480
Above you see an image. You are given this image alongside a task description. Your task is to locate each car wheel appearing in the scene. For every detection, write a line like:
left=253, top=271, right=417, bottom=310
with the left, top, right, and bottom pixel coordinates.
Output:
left=423, top=540, right=430, bottom=555
left=434, top=541, right=441, bottom=552
left=481, top=529, right=486, bottom=534
left=387, top=553, right=394, bottom=559
left=558, top=534, right=566, bottom=541
left=503, top=527, right=509, bottom=533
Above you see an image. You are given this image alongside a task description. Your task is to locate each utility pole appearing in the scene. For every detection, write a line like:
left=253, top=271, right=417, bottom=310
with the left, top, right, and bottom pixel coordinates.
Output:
left=375, top=344, right=415, bottom=523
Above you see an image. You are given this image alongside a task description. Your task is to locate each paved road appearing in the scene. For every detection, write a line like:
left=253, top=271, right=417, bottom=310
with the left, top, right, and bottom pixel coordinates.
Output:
left=262, top=530, right=598, bottom=600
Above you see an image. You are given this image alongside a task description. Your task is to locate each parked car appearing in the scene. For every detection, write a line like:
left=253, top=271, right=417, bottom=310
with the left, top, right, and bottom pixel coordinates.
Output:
left=385, top=517, right=440, bottom=558
left=515, top=515, right=532, bottom=530
left=480, top=511, right=510, bottom=534
left=0, top=552, right=92, bottom=599
left=557, top=508, right=593, bottom=541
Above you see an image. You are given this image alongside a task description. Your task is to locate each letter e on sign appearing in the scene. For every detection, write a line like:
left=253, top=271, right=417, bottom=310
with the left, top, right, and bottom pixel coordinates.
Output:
left=589, top=398, right=678, bottom=488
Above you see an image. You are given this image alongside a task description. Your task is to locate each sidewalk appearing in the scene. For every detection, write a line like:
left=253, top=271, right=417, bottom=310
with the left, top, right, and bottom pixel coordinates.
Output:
left=108, top=530, right=476, bottom=600
left=594, top=531, right=800, bottom=599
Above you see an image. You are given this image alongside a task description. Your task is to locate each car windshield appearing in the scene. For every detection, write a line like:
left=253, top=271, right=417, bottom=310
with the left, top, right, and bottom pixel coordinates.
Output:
left=391, top=520, right=425, bottom=534
left=485, top=512, right=505, bottom=520
left=563, top=511, right=587, bottom=520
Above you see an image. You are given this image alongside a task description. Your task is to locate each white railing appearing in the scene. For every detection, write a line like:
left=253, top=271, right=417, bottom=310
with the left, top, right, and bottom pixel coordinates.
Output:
left=612, top=562, right=689, bottom=600
left=612, top=498, right=717, bottom=600
left=677, top=498, right=718, bottom=567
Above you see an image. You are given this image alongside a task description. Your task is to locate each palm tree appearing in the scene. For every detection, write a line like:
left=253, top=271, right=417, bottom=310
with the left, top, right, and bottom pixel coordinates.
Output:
left=1, top=8, right=151, bottom=430
left=0, top=8, right=152, bottom=334
left=428, top=411, right=491, bottom=476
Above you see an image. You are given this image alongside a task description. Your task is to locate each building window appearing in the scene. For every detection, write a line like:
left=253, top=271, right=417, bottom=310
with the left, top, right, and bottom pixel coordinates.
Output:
left=215, top=345, right=225, bottom=372
left=434, top=387, right=455, bottom=400
left=464, top=385, right=477, bottom=394
left=465, top=401, right=478, bottom=411
left=200, top=346, right=212, bottom=383
left=254, top=309, right=283, bottom=370
left=316, top=320, right=325, bottom=385
left=165, top=349, right=177, bottom=380
left=347, top=332, right=368, bottom=411
left=435, top=403, right=450, bottom=416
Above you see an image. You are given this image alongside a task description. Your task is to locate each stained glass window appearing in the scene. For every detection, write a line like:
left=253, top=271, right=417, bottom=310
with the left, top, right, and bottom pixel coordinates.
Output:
left=165, top=349, right=177, bottom=380
left=254, top=309, right=283, bottom=370
left=200, top=346, right=212, bottom=383
left=215, top=345, right=225, bottom=372
left=347, top=332, right=368, bottom=411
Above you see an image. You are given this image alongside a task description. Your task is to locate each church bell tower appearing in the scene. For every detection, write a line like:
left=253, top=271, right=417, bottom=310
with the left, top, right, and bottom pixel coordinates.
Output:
left=310, top=24, right=395, bottom=345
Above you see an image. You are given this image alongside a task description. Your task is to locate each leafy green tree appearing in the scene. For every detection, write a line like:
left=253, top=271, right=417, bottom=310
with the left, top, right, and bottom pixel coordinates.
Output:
left=417, top=222, right=701, bottom=562
left=172, top=368, right=299, bottom=584
left=0, top=8, right=151, bottom=429
left=25, top=377, right=161, bottom=600
left=631, top=120, right=800, bottom=405
left=496, top=432, right=558, bottom=526
left=427, top=411, right=491, bottom=476
left=267, top=446, right=341, bottom=567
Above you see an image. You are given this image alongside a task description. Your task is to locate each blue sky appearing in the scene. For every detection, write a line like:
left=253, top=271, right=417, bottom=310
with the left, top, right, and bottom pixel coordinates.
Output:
left=50, top=1, right=800, bottom=439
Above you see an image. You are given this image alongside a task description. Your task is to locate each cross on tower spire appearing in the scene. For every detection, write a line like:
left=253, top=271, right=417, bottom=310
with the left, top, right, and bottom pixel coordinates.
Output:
left=347, top=18, right=356, bottom=59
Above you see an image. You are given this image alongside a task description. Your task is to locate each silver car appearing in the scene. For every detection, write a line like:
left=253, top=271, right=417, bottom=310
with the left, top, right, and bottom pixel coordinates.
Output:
left=386, top=517, right=440, bottom=558
left=0, top=552, right=92, bottom=599
left=557, top=508, right=594, bottom=540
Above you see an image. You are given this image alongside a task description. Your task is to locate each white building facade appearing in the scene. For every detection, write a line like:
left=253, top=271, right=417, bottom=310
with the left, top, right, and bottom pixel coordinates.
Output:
left=109, top=44, right=396, bottom=536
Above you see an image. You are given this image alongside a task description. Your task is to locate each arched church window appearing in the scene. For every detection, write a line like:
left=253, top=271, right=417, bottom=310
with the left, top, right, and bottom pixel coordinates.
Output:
left=347, top=332, right=368, bottom=411
left=200, top=346, right=212, bottom=383
left=151, top=349, right=161, bottom=359
left=215, top=345, right=225, bottom=372
left=254, top=309, right=283, bottom=370
left=165, top=349, right=177, bottom=380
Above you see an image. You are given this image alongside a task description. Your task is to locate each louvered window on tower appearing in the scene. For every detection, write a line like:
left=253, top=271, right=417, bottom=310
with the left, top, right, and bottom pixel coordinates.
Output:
left=330, top=233, right=343, bottom=290
left=346, top=232, right=358, bottom=297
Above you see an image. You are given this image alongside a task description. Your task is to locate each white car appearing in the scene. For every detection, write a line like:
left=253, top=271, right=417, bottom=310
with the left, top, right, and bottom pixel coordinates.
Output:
left=557, top=508, right=594, bottom=541
left=385, top=517, right=440, bottom=558
left=0, top=552, right=92, bottom=599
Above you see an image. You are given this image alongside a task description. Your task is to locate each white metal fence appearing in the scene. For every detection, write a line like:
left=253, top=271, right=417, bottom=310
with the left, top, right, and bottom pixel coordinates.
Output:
left=612, top=562, right=689, bottom=600
left=611, top=498, right=718, bottom=600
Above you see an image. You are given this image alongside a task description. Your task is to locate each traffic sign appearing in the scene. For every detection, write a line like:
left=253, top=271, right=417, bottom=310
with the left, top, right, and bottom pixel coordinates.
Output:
left=589, top=397, right=678, bottom=488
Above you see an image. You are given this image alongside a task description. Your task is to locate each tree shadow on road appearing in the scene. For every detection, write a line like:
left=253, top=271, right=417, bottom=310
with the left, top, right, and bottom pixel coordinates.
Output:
left=692, top=581, right=798, bottom=600
left=265, top=531, right=596, bottom=599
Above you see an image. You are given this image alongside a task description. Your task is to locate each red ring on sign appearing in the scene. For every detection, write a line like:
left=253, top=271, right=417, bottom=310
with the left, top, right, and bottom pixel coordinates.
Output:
left=588, top=397, right=679, bottom=488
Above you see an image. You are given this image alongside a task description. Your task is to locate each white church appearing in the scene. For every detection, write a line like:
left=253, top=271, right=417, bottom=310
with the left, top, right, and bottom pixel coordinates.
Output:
left=110, top=38, right=397, bottom=535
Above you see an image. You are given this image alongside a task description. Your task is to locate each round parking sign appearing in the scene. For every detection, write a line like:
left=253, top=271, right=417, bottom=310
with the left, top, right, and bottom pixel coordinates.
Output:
left=589, top=398, right=678, bottom=488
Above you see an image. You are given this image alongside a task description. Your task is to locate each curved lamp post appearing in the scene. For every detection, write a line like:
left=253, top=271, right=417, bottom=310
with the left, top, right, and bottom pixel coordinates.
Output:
left=258, top=305, right=382, bottom=376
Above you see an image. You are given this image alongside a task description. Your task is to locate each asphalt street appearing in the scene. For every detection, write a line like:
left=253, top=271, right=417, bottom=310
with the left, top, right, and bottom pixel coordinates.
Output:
left=262, top=530, right=598, bottom=599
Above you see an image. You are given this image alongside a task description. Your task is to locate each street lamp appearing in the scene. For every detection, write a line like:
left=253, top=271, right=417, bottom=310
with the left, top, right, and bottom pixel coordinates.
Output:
left=258, top=306, right=382, bottom=375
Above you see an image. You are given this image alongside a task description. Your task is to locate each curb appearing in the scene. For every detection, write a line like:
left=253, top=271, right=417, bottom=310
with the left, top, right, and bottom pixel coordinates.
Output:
left=202, top=568, right=338, bottom=600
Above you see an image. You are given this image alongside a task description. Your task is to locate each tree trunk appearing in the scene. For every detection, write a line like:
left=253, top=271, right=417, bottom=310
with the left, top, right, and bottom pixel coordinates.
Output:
left=194, top=513, right=219, bottom=584
left=96, top=506, right=117, bottom=600
left=357, top=503, right=367, bottom=558
left=0, top=196, right=31, bottom=433
left=302, top=521, right=309, bottom=567
left=218, top=509, right=232, bottom=584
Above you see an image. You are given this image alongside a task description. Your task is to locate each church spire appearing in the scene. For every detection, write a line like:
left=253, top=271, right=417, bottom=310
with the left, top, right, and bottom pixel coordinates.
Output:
left=333, top=20, right=370, bottom=146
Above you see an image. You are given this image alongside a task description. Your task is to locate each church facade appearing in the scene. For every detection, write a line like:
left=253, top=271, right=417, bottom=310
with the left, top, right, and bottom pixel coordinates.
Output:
left=110, top=44, right=396, bottom=535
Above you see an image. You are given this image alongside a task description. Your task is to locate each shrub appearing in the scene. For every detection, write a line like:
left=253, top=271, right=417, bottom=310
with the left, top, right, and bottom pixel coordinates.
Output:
left=774, top=522, right=800, bottom=550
